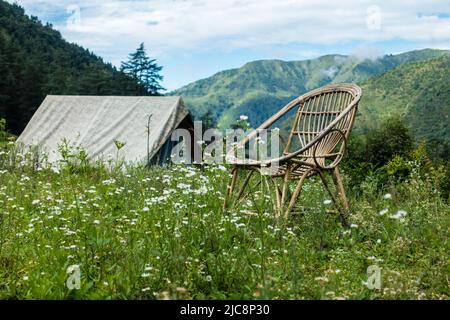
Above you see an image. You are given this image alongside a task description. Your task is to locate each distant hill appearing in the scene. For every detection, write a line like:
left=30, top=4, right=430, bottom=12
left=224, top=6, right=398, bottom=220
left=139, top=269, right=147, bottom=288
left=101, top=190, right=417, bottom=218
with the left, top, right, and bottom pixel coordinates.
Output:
left=358, top=55, right=450, bottom=142
left=173, top=49, right=449, bottom=135
left=0, top=1, right=143, bottom=134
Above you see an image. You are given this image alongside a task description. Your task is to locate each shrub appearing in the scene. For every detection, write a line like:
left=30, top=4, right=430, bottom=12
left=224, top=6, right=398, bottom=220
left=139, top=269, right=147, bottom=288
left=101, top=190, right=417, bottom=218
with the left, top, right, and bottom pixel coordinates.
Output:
left=365, top=116, right=414, bottom=168
left=0, top=118, right=7, bottom=146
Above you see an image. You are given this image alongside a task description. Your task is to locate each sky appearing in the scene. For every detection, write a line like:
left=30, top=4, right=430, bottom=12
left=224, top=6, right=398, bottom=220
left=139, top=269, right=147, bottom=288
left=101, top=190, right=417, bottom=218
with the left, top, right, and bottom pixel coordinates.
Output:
left=6, top=0, right=450, bottom=91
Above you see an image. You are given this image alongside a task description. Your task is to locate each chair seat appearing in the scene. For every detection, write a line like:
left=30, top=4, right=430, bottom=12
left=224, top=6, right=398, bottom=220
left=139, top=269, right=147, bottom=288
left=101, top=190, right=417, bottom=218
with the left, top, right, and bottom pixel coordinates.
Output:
left=228, top=155, right=317, bottom=179
left=267, top=162, right=317, bottom=179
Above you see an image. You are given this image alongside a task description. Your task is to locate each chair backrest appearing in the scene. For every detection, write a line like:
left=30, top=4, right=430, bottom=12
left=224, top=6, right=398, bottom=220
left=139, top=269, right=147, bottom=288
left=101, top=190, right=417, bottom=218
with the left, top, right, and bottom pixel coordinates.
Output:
left=283, top=84, right=362, bottom=165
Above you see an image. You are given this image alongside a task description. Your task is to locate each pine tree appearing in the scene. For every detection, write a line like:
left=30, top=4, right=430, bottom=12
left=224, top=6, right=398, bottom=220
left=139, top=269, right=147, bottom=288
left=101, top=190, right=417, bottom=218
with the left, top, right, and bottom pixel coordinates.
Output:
left=120, top=43, right=165, bottom=95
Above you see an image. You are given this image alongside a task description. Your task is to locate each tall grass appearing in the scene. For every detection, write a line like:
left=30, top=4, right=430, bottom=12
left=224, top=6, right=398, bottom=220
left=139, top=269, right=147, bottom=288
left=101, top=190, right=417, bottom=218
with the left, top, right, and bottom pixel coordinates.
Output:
left=0, top=143, right=448, bottom=299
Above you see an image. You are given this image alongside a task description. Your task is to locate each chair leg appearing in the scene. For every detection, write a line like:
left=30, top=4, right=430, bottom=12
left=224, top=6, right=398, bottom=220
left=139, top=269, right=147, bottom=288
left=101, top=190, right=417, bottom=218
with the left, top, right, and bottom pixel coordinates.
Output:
left=223, top=167, right=238, bottom=210
left=235, top=170, right=254, bottom=202
left=284, top=169, right=314, bottom=219
left=271, top=178, right=282, bottom=217
left=280, top=165, right=291, bottom=208
left=331, top=167, right=350, bottom=225
left=318, top=170, right=349, bottom=226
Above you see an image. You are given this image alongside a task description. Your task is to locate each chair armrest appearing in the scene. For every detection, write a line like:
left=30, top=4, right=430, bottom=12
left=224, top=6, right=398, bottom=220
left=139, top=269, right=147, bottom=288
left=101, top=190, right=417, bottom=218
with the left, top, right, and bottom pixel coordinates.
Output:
left=236, top=97, right=303, bottom=146
left=227, top=104, right=355, bottom=168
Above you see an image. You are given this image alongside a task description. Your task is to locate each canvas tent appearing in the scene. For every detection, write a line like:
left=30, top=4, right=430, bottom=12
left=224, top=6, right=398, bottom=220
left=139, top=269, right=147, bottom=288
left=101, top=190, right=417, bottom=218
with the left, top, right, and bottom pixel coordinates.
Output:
left=16, top=95, right=193, bottom=165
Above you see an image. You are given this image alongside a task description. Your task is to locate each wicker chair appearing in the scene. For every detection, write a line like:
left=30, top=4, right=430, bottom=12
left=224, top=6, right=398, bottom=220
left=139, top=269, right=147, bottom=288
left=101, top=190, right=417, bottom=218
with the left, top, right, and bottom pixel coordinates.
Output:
left=223, top=83, right=362, bottom=225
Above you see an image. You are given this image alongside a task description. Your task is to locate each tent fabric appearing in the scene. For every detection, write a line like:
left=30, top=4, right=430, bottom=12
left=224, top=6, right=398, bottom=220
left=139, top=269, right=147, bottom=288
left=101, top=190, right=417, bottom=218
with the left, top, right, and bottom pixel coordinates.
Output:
left=17, top=95, right=190, bottom=164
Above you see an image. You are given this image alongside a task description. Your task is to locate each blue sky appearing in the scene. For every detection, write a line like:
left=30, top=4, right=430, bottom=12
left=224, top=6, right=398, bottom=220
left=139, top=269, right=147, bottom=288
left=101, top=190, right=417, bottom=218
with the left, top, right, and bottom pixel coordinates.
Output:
left=7, top=0, right=450, bottom=91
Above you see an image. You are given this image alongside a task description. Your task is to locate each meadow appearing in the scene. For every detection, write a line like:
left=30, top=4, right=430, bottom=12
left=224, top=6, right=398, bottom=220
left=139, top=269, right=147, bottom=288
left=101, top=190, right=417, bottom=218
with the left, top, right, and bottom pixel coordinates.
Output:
left=0, top=141, right=448, bottom=300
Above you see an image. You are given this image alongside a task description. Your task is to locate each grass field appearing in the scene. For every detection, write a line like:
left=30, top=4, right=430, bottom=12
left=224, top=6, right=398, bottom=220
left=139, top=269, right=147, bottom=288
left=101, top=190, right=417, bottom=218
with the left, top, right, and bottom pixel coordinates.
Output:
left=0, top=144, right=448, bottom=300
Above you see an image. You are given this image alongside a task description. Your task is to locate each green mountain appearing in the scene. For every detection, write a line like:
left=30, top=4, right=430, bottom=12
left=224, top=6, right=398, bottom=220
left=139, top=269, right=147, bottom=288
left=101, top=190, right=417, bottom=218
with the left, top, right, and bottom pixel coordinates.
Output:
left=358, top=55, right=450, bottom=142
left=173, top=49, right=449, bottom=133
left=0, top=1, right=143, bottom=134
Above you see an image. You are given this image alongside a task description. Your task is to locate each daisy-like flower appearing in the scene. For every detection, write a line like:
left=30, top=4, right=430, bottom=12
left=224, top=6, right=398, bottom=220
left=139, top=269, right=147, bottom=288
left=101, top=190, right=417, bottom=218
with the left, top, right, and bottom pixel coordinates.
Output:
left=383, top=193, right=392, bottom=200
left=378, top=208, right=388, bottom=216
left=323, top=199, right=333, bottom=205
left=314, top=276, right=329, bottom=283
left=239, top=115, right=248, bottom=121
left=390, top=210, right=407, bottom=220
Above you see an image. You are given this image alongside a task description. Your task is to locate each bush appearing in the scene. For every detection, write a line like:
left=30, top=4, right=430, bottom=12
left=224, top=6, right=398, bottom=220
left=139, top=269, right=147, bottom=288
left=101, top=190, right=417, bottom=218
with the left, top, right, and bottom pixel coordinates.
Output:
left=343, top=118, right=448, bottom=198
left=0, top=118, right=7, bottom=146
left=365, top=116, right=414, bottom=168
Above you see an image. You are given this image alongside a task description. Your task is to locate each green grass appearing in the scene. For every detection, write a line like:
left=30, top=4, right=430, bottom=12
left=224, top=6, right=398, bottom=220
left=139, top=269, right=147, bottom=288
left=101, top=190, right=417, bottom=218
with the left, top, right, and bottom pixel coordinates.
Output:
left=0, top=146, right=448, bottom=300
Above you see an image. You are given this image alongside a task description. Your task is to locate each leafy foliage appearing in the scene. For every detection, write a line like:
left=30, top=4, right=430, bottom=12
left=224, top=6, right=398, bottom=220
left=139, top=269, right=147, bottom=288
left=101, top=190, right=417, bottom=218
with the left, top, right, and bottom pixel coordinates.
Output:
left=364, top=116, right=414, bottom=168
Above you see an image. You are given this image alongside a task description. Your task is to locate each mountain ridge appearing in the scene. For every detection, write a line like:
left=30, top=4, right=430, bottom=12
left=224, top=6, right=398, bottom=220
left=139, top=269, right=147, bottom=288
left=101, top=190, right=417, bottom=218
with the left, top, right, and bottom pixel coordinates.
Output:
left=172, top=48, right=449, bottom=132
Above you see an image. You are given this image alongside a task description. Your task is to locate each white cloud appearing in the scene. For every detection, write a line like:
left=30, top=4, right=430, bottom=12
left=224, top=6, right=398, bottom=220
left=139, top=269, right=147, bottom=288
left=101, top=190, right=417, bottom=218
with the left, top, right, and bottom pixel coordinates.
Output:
left=11, top=0, right=450, bottom=56
left=322, top=66, right=339, bottom=78
left=351, top=45, right=383, bottom=61
left=8, top=0, right=450, bottom=88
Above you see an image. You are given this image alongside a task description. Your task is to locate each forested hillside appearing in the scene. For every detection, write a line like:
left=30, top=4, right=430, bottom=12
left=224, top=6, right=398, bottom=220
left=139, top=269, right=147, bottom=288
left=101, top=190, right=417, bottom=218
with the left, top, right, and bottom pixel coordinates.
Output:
left=0, top=1, right=145, bottom=134
left=173, top=49, right=449, bottom=132
left=358, top=55, right=450, bottom=142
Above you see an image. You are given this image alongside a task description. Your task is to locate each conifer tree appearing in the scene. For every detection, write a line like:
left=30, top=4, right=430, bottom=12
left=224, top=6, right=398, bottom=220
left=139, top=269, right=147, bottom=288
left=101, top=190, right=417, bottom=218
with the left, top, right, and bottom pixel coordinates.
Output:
left=120, top=43, right=165, bottom=95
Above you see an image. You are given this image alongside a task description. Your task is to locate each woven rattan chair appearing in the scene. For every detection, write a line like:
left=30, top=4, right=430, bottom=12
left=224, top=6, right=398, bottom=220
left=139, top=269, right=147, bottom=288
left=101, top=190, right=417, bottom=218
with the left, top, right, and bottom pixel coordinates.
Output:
left=223, top=83, right=362, bottom=225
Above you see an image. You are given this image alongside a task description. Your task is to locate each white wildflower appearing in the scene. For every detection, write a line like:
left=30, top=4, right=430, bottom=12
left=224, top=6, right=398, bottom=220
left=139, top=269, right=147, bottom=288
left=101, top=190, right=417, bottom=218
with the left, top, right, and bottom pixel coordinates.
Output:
left=389, top=210, right=407, bottom=222
left=314, top=276, right=329, bottom=283
left=102, top=179, right=116, bottom=185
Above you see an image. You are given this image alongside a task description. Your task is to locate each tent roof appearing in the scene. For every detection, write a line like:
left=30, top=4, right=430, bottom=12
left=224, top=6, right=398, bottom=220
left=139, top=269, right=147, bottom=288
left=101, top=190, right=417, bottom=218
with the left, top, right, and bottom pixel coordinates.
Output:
left=17, top=95, right=190, bottom=164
